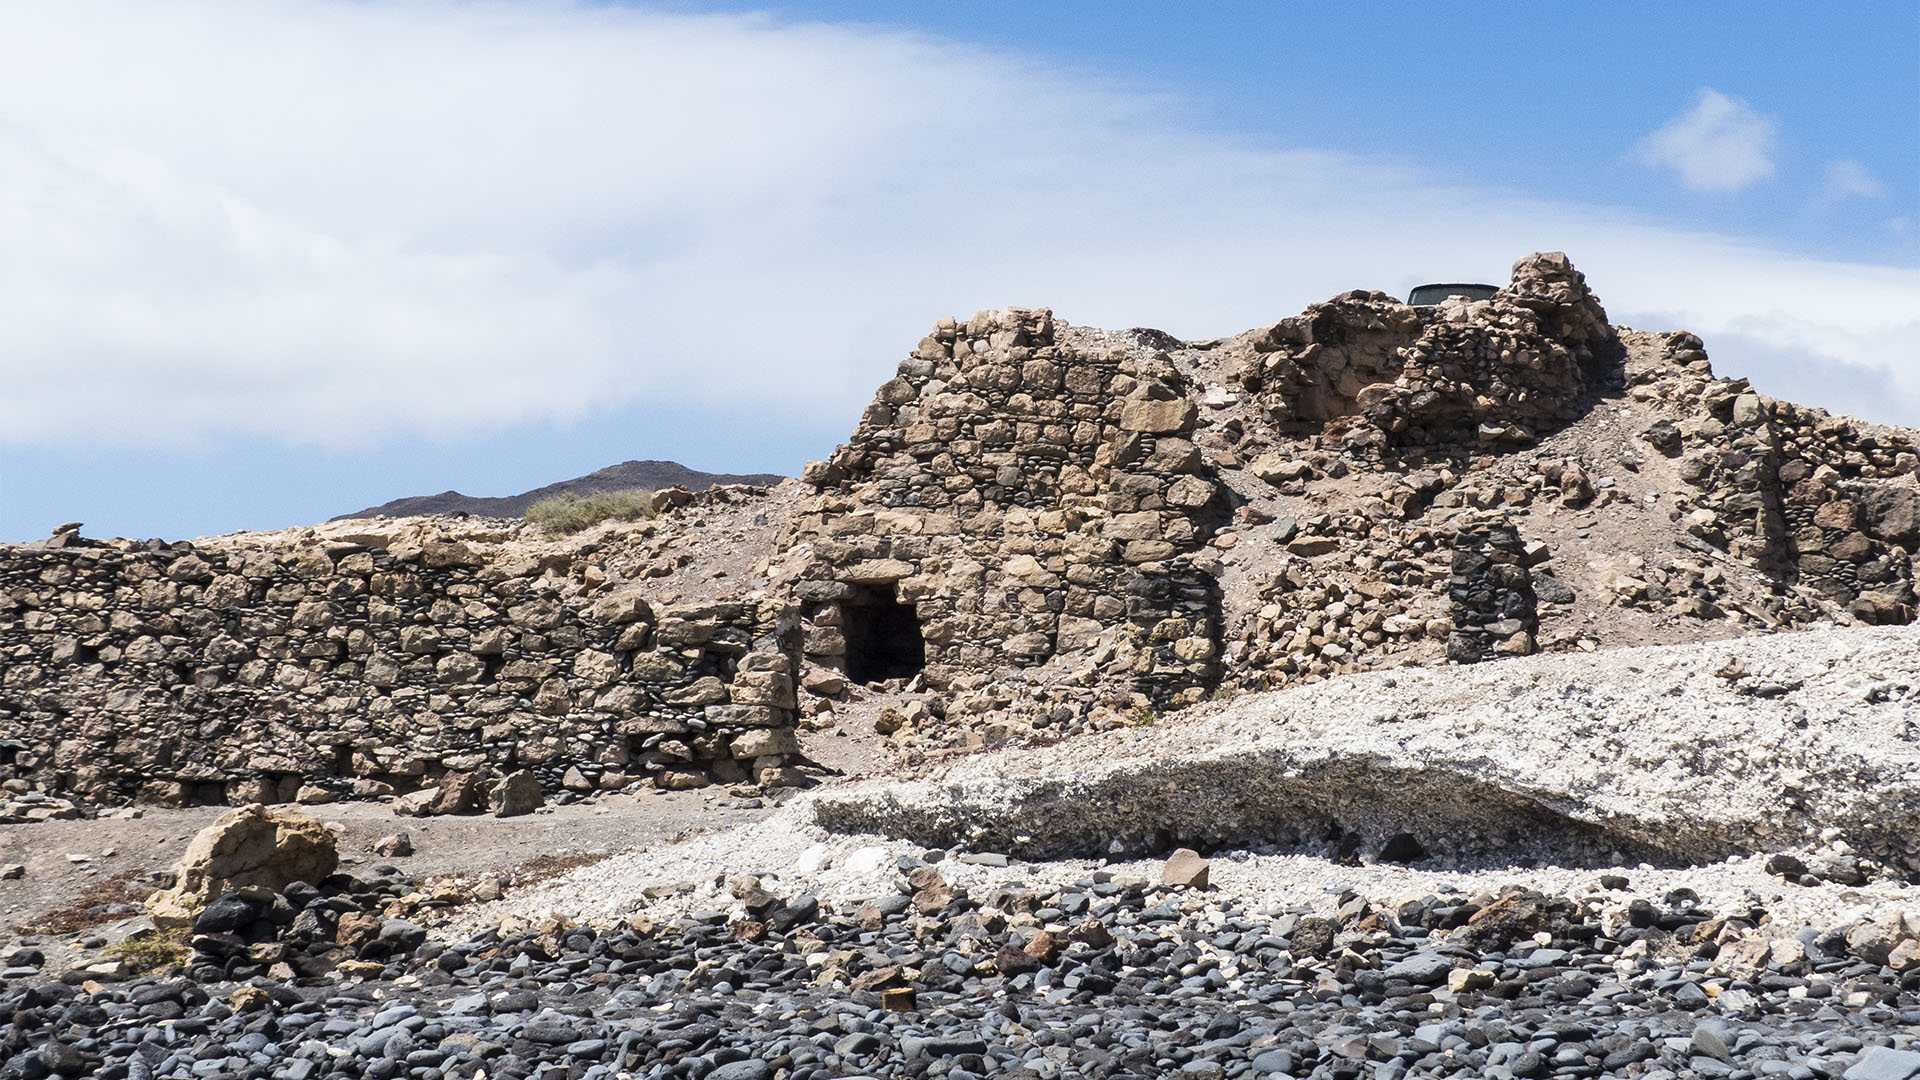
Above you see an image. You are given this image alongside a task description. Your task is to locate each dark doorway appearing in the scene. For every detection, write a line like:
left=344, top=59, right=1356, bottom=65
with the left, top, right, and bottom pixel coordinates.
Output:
left=842, top=584, right=926, bottom=683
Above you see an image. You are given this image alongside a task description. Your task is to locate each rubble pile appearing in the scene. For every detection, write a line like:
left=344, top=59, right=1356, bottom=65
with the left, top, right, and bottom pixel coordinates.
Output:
left=1235, top=252, right=1615, bottom=454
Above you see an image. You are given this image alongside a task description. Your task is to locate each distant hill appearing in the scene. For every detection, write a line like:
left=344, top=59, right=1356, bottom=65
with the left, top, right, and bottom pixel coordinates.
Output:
left=334, top=460, right=787, bottom=521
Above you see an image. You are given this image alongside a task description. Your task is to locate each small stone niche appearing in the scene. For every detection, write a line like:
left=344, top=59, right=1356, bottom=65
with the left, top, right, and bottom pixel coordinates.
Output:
left=840, top=584, right=926, bottom=684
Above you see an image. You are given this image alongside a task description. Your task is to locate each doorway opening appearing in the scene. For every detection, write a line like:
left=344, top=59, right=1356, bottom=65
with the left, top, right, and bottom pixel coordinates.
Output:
left=841, top=583, right=926, bottom=683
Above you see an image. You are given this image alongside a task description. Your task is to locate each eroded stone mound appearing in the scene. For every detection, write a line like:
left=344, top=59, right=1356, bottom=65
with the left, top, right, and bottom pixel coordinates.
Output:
left=811, top=623, right=1920, bottom=875
left=1239, top=251, right=1615, bottom=451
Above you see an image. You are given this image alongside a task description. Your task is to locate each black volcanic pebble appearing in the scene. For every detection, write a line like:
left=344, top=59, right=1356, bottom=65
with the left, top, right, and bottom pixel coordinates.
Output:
left=0, top=876, right=1915, bottom=1080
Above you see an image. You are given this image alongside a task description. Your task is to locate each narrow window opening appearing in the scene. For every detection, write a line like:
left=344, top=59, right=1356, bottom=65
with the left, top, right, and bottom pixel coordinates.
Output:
left=841, top=584, right=925, bottom=683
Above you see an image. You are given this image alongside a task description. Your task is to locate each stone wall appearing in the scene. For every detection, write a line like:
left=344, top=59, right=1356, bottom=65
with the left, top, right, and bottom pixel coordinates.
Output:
left=1445, top=524, right=1540, bottom=664
left=1636, top=336, right=1920, bottom=626
left=0, top=530, right=801, bottom=805
left=4, top=251, right=1915, bottom=804
left=1236, top=252, right=1616, bottom=457
left=784, top=307, right=1229, bottom=708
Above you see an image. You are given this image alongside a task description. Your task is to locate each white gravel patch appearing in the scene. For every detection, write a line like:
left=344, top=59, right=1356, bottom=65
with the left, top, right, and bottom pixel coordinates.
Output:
left=443, top=799, right=1914, bottom=942
left=444, top=624, right=1920, bottom=941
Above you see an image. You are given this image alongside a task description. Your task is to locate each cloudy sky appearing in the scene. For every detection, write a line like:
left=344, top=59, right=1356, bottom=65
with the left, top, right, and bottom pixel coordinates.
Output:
left=2, top=1, right=1916, bottom=541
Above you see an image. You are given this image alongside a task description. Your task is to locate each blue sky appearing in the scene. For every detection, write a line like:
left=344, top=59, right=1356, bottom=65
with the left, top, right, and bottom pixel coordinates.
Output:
left=1, top=0, right=1916, bottom=542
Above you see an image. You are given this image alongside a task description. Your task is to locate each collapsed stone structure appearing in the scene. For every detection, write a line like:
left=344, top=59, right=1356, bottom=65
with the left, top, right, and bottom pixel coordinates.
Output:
left=1, top=252, right=1916, bottom=806
left=1237, top=252, right=1615, bottom=454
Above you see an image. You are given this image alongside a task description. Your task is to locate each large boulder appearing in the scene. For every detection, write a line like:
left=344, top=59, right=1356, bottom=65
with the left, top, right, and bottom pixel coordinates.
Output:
left=147, top=804, right=338, bottom=928
left=1859, top=483, right=1919, bottom=548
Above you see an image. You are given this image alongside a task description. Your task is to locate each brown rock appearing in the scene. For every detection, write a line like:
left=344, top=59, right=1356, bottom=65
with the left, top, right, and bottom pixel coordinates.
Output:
left=1285, top=536, right=1340, bottom=557
left=881, top=987, right=917, bottom=1012
left=851, top=964, right=907, bottom=991
left=390, top=789, right=437, bottom=818
left=228, top=986, right=271, bottom=1012
left=432, top=770, right=494, bottom=815
left=1447, top=967, right=1497, bottom=992
left=1829, top=532, right=1874, bottom=563
left=1859, top=484, right=1920, bottom=547
left=1117, top=394, right=1197, bottom=435
left=802, top=668, right=847, bottom=696
left=912, top=881, right=954, bottom=915
left=335, top=910, right=382, bottom=955
left=1558, top=467, right=1594, bottom=505
left=1889, top=938, right=1920, bottom=973
left=1457, top=889, right=1552, bottom=948
left=1160, top=847, right=1210, bottom=889
left=146, top=804, right=338, bottom=928
left=1846, top=919, right=1899, bottom=966
left=489, top=770, right=544, bottom=816
left=372, top=832, right=413, bottom=858
left=1812, top=500, right=1857, bottom=529
left=654, top=767, right=709, bottom=791
left=995, top=941, right=1040, bottom=976
left=905, top=866, right=947, bottom=891
left=1289, top=915, right=1336, bottom=958
left=1067, top=917, right=1114, bottom=949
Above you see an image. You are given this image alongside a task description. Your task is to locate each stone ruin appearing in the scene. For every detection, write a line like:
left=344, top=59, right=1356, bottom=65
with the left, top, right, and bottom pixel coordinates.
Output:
left=779, top=306, right=1230, bottom=710
left=0, top=523, right=800, bottom=807
left=1237, top=251, right=1616, bottom=454
left=1, top=252, right=1915, bottom=807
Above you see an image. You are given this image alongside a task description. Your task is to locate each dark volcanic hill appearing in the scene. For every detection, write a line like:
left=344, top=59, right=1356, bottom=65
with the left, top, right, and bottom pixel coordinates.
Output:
left=333, top=459, right=787, bottom=521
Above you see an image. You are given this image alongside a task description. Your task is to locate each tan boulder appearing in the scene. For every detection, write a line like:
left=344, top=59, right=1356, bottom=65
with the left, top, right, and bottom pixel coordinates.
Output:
left=1160, top=847, right=1210, bottom=889
left=1117, top=394, right=1197, bottom=434
left=147, top=804, right=338, bottom=928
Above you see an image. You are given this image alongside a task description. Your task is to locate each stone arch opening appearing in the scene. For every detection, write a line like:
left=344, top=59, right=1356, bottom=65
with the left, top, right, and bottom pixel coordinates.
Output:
left=841, top=583, right=925, bottom=684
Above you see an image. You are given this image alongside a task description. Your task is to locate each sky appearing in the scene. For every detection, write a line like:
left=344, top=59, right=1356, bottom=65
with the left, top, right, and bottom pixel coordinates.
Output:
left=1, top=0, right=1916, bottom=542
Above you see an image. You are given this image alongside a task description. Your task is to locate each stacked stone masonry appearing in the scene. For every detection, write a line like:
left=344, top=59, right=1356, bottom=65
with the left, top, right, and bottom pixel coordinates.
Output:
left=783, top=307, right=1229, bottom=708
left=0, top=530, right=801, bottom=806
left=1236, top=252, right=1615, bottom=458
left=2, top=252, right=1917, bottom=805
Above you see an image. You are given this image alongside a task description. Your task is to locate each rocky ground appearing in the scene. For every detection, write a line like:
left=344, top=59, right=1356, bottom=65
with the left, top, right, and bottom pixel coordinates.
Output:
left=3, top=627, right=1917, bottom=1080
left=0, top=842, right=1916, bottom=1080
left=0, top=790, right=777, bottom=983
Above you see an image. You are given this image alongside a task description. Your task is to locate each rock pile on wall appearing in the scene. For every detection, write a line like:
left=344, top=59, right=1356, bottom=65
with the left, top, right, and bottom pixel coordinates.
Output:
left=1236, top=251, right=1615, bottom=455
left=1444, top=524, right=1540, bottom=663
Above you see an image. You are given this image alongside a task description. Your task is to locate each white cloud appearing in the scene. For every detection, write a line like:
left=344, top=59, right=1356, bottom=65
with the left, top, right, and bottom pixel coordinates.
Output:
left=0, top=2, right=1915, bottom=453
left=1820, top=158, right=1888, bottom=201
left=1634, top=89, right=1777, bottom=193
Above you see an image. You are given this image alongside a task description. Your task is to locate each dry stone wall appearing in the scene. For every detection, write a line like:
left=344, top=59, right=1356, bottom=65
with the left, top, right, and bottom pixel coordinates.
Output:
left=1629, top=333, right=1920, bottom=626
left=1237, top=252, right=1615, bottom=457
left=3, top=251, right=1916, bottom=804
left=0, top=531, right=801, bottom=806
left=784, top=307, right=1229, bottom=708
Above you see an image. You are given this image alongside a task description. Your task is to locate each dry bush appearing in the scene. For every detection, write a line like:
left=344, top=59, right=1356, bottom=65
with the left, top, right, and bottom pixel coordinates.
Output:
left=525, top=490, right=655, bottom=534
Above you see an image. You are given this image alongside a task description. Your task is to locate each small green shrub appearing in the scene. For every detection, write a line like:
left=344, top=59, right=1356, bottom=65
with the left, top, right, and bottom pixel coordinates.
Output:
left=110, top=928, right=190, bottom=974
left=525, top=489, right=656, bottom=534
